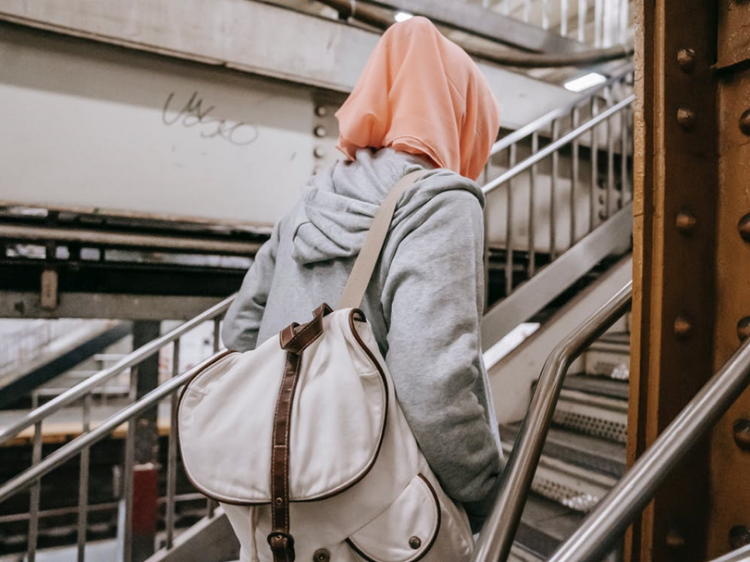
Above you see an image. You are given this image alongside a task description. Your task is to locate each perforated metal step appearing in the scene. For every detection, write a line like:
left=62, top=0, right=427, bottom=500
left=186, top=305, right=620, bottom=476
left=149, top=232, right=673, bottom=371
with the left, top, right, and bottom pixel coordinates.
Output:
left=500, top=423, right=626, bottom=479
left=553, top=388, right=628, bottom=443
left=581, top=337, right=630, bottom=380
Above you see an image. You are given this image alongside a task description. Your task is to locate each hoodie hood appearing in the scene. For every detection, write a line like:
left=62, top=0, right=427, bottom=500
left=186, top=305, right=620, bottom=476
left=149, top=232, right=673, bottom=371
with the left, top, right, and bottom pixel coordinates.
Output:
left=291, top=148, right=485, bottom=265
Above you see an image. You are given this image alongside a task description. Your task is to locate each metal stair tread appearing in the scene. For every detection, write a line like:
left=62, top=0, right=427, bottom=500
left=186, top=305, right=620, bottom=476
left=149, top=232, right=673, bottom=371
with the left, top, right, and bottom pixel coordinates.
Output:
left=500, top=422, right=626, bottom=478
left=563, top=374, right=630, bottom=401
left=514, top=494, right=585, bottom=559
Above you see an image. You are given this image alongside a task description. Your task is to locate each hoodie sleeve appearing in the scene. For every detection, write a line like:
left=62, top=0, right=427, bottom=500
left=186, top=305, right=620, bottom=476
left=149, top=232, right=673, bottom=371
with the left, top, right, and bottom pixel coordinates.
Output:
left=381, top=189, right=502, bottom=526
left=221, top=222, right=281, bottom=352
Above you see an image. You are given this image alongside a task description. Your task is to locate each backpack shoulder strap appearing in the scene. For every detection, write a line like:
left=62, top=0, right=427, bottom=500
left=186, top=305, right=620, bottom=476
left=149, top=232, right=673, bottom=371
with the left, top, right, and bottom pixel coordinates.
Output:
left=337, top=169, right=426, bottom=310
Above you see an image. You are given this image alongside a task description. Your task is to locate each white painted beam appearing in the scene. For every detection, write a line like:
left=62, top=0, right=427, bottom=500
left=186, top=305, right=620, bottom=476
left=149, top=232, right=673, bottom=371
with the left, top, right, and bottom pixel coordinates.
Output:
left=0, top=0, right=576, bottom=129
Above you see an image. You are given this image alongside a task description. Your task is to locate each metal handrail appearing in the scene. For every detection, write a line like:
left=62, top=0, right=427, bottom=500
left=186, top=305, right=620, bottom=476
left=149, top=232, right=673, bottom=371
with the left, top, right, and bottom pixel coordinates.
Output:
left=0, top=295, right=234, bottom=446
left=0, top=352, right=227, bottom=504
left=709, top=544, right=750, bottom=562
left=471, top=281, right=633, bottom=562
left=490, top=65, right=632, bottom=156
left=548, top=336, right=750, bottom=561
left=484, top=94, right=635, bottom=196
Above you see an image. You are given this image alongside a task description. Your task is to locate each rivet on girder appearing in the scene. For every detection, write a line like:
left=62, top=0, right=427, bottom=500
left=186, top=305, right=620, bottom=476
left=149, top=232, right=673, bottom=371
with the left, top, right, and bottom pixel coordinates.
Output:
left=677, top=108, right=696, bottom=131
left=677, top=49, right=696, bottom=73
left=737, top=317, right=750, bottom=342
left=665, top=527, right=686, bottom=549
left=674, top=313, right=692, bottom=339
left=313, top=146, right=327, bottom=159
left=738, top=213, right=750, bottom=242
left=741, top=109, right=750, bottom=136
left=314, top=126, right=328, bottom=138
left=315, top=106, right=328, bottom=117
left=729, top=525, right=750, bottom=550
left=676, top=207, right=697, bottom=235
left=733, top=419, right=750, bottom=451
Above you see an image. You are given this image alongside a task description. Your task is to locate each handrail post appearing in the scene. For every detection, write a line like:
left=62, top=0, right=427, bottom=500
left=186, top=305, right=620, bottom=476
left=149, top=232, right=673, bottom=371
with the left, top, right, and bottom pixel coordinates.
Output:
left=471, top=282, right=632, bottom=562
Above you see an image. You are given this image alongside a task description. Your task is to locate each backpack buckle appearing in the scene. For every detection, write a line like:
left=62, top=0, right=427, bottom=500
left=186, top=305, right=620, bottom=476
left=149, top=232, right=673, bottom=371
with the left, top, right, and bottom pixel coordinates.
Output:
left=268, top=531, right=296, bottom=561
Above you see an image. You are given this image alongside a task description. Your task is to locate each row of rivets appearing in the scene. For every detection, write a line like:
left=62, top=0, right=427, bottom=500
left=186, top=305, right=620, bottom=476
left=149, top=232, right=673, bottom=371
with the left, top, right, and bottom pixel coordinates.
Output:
left=666, top=45, right=693, bottom=553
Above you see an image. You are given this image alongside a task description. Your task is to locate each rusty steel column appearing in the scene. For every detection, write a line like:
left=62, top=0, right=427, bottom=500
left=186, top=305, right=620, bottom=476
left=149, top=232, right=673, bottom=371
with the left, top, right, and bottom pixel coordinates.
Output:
left=628, top=0, right=718, bottom=561
left=709, top=1, right=750, bottom=556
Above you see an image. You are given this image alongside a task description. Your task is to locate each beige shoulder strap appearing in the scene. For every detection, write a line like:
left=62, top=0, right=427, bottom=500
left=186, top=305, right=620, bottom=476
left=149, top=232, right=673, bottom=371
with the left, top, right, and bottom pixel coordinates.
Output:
left=337, top=170, right=425, bottom=310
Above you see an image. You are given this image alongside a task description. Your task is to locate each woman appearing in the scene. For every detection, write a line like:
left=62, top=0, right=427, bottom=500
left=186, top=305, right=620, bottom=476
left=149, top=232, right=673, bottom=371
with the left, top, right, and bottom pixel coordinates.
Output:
left=222, top=16, right=502, bottom=533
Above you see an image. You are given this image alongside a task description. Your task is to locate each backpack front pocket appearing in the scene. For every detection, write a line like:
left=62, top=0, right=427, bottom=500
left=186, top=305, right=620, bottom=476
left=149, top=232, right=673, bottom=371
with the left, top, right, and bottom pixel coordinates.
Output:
left=346, top=473, right=439, bottom=562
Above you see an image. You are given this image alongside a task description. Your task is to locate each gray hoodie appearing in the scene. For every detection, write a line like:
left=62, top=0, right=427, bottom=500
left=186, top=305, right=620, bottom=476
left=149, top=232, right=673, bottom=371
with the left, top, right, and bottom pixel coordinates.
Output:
left=222, top=148, right=502, bottom=528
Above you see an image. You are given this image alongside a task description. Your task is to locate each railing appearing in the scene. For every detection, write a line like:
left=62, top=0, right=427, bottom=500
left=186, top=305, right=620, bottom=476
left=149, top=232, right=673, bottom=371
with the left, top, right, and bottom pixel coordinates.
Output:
left=481, top=66, right=634, bottom=298
left=0, top=319, right=92, bottom=375
left=0, top=297, right=234, bottom=562
left=490, top=0, right=631, bottom=47
left=471, top=281, right=632, bottom=562
left=473, top=278, right=750, bottom=562
left=547, top=334, right=750, bottom=561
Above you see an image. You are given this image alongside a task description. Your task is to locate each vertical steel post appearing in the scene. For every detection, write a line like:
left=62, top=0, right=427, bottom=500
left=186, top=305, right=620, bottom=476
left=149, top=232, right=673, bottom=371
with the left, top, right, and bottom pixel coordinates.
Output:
left=627, top=0, right=718, bottom=560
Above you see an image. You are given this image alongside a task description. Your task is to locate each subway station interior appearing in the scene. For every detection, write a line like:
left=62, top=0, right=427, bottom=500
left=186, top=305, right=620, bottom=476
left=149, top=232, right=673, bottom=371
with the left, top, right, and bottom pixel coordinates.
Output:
left=0, top=1, right=749, bottom=561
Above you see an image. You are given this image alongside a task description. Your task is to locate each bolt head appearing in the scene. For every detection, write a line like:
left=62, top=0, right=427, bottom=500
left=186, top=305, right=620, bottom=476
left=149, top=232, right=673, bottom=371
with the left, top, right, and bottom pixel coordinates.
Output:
left=741, top=109, right=750, bottom=136
left=730, top=525, right=750, bottom=550
left=738, top=213, right=750, bottom=242
left=676, top=207, right=697, bottom=235
left=674, top=313, right=692, bottom=339
left=409, top=536, right=422, bottom=550
left=677, top=48, right=696, bottom=73
left=665, top=527, right=686, bottom=549
left=733, top=419, right=750, bottom=451
left=677, top=108, right=696, bottom=131
left=738, top=318, right=750, bottom=342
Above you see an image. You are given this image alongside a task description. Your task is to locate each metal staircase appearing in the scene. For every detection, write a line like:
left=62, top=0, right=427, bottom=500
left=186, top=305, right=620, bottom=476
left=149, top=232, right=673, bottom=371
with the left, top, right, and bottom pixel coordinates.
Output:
left=0, top=63, right=635, bottom=561
left=504, top=325, right=630, bottom=560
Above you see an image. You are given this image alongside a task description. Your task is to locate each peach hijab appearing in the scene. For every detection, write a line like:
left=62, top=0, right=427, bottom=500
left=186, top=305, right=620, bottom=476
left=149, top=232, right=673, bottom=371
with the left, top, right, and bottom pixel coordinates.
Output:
left=335, top=17, right=500, bottom=181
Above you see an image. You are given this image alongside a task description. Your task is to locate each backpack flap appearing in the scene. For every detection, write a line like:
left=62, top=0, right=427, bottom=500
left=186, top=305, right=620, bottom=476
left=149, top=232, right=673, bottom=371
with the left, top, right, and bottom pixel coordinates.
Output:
left=178, top=309, right=389, bottom=504
left=347, top=473, right=440, bottom=562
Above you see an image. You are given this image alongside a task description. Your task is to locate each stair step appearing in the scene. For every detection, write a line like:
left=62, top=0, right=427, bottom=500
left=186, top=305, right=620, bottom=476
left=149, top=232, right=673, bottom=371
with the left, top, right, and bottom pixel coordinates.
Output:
left=514, top=495, right=584, bottom=559
left=501, top=439, right=617, bottom=513
left=512, top=495, right=623, bottom=561
left=553, top=388, right=628, bottom=444
left=500, top=423, right=626, bottom=478
left=563, top=374, right=629, bottom=401
left=582, top=339, right=630, bottom=380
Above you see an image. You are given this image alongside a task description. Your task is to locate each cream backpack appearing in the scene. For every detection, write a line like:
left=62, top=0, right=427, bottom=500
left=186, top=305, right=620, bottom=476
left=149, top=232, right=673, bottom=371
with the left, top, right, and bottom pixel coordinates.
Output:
left=178, top=171, right=475, bottom=562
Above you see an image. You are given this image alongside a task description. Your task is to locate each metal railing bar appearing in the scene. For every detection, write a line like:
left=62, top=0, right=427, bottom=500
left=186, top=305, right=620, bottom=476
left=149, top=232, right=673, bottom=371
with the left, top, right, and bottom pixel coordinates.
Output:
left=484, top=96, right=634, bottom=197
left=505, top=144, right=517, bottom=296
left=0, top=296, right=234, bottom=446
left=471, top=281, right=633, bottom=562
left=482, top=95, right=635, bottom=199
left=0, top=353, right=227, bottom=505
left=28, top=419, right=43, bottom=562
left=550, top=118, right=560, bottom=258
left=590, top=95, right=600, bottom=230
left=549, top=335, right=750, bottom=562
left=77, top=393, right=92, bottom=562
left=528, top=132, right=539, bottom=277
left=571, top=105, right=580, bottom=247
left=490, top=67, right=632, bottom=157
left=708, top=543, right=750, bottom=562
left=165, top=340, right=180, bottom=550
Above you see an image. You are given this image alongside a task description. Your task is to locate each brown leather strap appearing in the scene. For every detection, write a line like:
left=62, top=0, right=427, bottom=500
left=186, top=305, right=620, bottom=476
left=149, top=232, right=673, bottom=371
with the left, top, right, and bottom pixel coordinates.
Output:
left=269, top=305, right=331, bottom=561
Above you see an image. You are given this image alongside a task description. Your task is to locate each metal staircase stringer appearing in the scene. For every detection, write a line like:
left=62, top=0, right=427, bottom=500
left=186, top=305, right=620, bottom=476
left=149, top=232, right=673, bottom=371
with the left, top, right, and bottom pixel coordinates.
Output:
left=489, top=253, right=632, bottom=424
left=481, top=202, right=633, bottom=353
